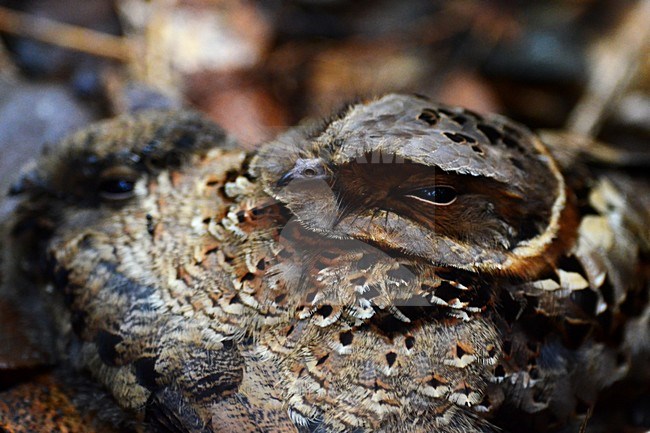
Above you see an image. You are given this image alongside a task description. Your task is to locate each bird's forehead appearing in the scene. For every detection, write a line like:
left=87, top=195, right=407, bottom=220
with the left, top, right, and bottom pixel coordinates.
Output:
left=321, top=94, right=556, bottom=191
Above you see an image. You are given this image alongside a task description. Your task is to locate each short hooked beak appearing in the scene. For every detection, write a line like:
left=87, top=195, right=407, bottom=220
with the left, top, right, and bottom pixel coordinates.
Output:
left=9, top=169, right=43, bottom=196
left=276, top=171, right=295, bottom=187
left=276, top=158, right=328, bottom=188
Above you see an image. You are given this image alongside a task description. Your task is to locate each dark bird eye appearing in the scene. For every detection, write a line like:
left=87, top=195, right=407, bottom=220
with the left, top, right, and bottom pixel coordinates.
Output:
left=406, top=186, right=457, bottom=205
left=99, top=178, right=135, bottom=200
left=98, top=167, right=139, bottom=201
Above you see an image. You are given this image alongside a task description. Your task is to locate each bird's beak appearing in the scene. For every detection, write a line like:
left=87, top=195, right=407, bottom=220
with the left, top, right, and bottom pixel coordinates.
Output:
left=8, top=169, right=42, bottom=196
left=276, top=171, right=295, bottom=187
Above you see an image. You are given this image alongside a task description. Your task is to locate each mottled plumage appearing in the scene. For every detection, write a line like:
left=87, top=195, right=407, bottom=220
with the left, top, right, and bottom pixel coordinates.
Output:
left=1, top=94, right=648, bottom=432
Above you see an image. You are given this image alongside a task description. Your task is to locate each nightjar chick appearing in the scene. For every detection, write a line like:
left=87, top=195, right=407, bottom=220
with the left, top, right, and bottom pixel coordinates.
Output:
left=1, top=94, right=648, bottom=433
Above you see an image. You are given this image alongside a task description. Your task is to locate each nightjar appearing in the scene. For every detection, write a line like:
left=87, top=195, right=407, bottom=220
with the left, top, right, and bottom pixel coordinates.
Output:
left=1, top=94, right=648, bottom=433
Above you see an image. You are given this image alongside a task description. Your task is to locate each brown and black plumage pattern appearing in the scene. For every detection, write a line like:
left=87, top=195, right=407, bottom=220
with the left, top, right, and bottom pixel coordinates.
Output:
left=1, top=94, right=648, bottom=432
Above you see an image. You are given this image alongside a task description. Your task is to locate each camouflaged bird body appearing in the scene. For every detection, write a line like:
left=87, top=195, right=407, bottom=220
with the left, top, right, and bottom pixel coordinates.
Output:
left=42, top=127, right=501, bottom=433
left=2, top=95, right=648, bottom=433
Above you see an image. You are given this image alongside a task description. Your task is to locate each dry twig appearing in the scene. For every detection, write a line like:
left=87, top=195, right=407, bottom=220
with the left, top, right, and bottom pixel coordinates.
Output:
left=0, top=5, right=133, bottom=62
left=567, top=0, right=650, bottom=136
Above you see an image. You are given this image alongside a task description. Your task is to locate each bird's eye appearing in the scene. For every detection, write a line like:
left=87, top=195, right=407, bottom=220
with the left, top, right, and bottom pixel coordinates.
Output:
left=98, top=167, right=139, bottom=201
left=406, top=186, right=457, bottom=205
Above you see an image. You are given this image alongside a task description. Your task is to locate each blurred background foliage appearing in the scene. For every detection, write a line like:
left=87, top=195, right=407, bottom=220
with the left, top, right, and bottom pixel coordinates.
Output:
left=0, top=0, right=648, bottom=197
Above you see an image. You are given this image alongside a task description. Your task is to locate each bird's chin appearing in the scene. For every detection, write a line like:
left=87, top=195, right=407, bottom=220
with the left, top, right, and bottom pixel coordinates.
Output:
left=288, top=210, right=351, bottom=240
